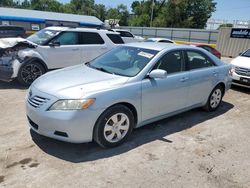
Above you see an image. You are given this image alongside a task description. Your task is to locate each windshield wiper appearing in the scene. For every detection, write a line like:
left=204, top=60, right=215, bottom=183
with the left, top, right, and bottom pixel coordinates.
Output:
left=95, top=67, right=114, bottom=74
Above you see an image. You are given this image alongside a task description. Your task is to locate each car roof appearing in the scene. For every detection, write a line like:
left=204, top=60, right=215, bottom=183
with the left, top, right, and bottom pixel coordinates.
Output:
left=45, top=26, right=118, bottom=34
left=147, top=37, right=173, bottom=41
left=124, top=42, right=196, bottom=51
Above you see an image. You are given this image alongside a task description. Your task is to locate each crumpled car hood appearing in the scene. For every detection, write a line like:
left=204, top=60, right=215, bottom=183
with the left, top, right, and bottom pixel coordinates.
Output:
left=33, top=64, right=129, bottom=99
left=0, top=37, right=36, bottom=58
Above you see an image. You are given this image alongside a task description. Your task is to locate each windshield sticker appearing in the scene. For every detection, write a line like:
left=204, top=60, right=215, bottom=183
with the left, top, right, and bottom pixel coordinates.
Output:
left=45, top=31, right=55, bottom=36
left=138, top=51, right=154, bottom=59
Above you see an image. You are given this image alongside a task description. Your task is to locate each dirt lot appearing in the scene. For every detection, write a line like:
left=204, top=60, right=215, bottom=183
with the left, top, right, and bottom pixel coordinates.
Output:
left=0, top=58, right=249, bottom=188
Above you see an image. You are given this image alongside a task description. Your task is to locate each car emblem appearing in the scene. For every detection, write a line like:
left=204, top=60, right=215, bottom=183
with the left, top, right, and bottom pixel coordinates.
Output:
left=29, top=90, right=32, bottom=98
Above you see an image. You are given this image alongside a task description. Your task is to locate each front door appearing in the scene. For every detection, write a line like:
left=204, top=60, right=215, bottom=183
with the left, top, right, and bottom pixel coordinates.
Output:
left=141, top=50, right=189, bottom=122
left=40, top=31, right=81, bottom=69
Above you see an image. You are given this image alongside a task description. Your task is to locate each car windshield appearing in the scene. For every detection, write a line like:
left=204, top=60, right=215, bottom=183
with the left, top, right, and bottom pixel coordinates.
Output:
left=27, top=29, right=60, bottom=45
left=88, top=46, right=159, bottom=77
left=241, top=49, right=250, bottom=58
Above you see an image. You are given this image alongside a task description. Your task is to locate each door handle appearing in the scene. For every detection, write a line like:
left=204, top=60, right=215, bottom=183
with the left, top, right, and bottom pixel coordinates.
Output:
left=101, top=46, right=107, bottom=49
left=72, top=48, right=80, bottom=51
left=180, top=77, right=189, bottom=82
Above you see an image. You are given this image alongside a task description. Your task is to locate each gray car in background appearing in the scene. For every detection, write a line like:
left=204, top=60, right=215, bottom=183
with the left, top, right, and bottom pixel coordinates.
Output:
left=26, top=43, right=231, bottom=148
left=0, top=25, right=26, bottom=38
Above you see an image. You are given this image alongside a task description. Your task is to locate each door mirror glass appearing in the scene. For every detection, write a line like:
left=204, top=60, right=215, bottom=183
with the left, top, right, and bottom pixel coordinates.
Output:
left=49, top=41, right=60, bottom=47
left=149, top=69, right=167, bottom=79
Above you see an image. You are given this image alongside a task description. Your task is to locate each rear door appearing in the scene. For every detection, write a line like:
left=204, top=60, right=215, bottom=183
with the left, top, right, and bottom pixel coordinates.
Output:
left=184, top=50, right=219, bottom=106
left=79, top=31, right=108, bottom=63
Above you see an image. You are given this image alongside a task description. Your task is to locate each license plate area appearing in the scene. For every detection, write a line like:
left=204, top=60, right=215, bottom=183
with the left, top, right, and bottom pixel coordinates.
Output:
left=240, top=77, right=250, bottom=85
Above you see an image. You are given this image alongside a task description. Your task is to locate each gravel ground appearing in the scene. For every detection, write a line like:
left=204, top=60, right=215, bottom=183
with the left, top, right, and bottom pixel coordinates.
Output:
left=0, top=58, right=249, bottom=188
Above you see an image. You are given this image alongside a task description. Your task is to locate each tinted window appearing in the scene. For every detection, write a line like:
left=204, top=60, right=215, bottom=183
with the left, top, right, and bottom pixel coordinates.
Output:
left=153, top=51, right=182, bottom=74
left=80, top=32, right=104, bottom=44
left=199, top=45, right=213, bottom=53
left=54, top=32, right=79, bottom=45
left=118, top=31, right=134, bottom=38
left=242, top=49, right=250, bottom=57
left=159, top=40, right=174, bottom=43
left=107, top=34, right=124, bottom=44
left=0, top=26, right=24, bottom=31
left=186, top=51, right=214, bottom=70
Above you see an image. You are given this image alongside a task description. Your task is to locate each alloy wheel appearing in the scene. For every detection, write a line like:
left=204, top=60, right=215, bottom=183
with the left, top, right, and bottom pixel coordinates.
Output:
left=103, top=113, right=130, bottom=143
left=210, top=88, right=222, bottom=109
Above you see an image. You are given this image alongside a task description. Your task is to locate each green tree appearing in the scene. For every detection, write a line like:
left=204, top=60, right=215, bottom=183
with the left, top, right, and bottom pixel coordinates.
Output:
left=130, top=0, right=216, bottom=28
left=106, top=4, right=129, bottom=26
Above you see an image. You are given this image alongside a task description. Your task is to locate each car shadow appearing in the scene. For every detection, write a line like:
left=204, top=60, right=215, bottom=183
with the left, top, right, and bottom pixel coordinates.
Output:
left=31, top=101, right=234, bottom=163
left=230, top=85, right=250, bottom=94
left=0, top=80, right=28, bottom=90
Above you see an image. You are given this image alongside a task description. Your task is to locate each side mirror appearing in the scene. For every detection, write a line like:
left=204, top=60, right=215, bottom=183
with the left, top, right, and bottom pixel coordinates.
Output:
left=149, top=69, right=167, bottom=79
left=239, top=52, right=242, bottom=56
left=49, top=41, right=60, bottom=47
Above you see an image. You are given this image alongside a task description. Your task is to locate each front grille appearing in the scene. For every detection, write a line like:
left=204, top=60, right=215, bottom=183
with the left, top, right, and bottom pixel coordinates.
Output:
left=28, top=95, right=49, bottom=108
left=235, top=66, right=250, bottom=77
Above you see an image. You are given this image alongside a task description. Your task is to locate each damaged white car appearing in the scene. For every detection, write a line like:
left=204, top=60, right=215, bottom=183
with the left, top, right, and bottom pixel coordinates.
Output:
left=0, top=26, right=124, bottom=86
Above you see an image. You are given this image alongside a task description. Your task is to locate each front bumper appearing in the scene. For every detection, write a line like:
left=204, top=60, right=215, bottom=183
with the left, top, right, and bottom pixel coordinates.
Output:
left=0, top=58, right=21, bottom=82
left=231, top=72, right=250, bottom=88
left=25, top=86, right=103, bottom=143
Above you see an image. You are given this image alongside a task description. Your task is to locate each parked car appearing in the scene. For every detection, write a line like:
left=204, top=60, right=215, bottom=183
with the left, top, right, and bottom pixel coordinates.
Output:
left=111, top=29, right=144, bottom=43
left=190, top=44, right=221, bottom=59
left=230, top=49, right=250, bottom=88
left=26, top=43, right=231, bottom=148
left=0, top=25, right=26, bottom=38
left=0, top=26, right=124, bottom=85
left=145, top=38, right=175, bottom=44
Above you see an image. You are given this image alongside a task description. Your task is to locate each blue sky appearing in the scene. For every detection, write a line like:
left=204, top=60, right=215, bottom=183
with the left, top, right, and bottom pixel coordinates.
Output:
left=59, top=0, right=250, bottom=21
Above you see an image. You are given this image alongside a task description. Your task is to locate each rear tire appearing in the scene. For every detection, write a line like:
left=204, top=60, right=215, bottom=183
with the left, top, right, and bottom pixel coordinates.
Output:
left=94, top=105, right=134, bottom=148
left=17, top=61, right=45, bottom=86
left=204, top=85, right=223, bottom=112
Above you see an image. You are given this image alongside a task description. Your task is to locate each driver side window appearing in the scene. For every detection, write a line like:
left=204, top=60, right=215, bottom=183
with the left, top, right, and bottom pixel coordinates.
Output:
left=53, top=32, right=79, bottom=45
left=153, top=51, right=183, bottom=74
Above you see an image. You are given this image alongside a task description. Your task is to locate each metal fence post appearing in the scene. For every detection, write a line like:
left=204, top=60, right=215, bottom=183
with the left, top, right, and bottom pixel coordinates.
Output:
left=208, top=31, right=212, bottom=44
left=188, top=30, right=191, bottom=42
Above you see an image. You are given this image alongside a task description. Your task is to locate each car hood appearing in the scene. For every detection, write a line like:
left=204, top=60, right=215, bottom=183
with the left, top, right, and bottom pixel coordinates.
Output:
left=231, top=56, right=250, bottom=69
left=33, top=64, right=129, bottom=99
left=0, top=37, right=36, bottom=58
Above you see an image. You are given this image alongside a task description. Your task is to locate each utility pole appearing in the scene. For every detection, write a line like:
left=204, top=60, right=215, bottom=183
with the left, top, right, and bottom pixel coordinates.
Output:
left=150, top=0, right=154, bottom=27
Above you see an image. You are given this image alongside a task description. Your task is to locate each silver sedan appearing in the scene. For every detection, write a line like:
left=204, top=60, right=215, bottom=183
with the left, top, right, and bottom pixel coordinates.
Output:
left=26, top=43, right=232, bottom=148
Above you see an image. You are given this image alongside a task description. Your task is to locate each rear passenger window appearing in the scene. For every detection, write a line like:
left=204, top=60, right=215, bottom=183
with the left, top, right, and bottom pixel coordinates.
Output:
left=54, top=32, right=79, bottom=45
left=80, top=32, right=104, bottom=44
left=107, top=34, right=124, bottom=44
left=119, top=31, right=134, bottom=38
left=153, top=51, right=183, bottom=74
left=186, top=51, right=214, bottom=70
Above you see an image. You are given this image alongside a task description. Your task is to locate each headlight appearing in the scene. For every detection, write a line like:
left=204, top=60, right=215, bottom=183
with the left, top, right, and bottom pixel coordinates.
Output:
left=229, top=65, right=235, bottom=76
left=49, top=99, right=95, bottom=111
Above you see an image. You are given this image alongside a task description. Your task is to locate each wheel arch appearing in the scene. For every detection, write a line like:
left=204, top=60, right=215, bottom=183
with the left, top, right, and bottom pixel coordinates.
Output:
left=22, top=57, right=48, bottom=72
left=215, top=82, right=226, bottom=96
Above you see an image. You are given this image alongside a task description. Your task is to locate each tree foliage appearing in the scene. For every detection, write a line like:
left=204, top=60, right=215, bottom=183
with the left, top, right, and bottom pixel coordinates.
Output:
left=0, top=0, right=216, bottom=28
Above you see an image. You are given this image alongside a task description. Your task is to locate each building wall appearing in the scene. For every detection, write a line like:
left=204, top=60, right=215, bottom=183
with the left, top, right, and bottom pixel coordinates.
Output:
left=216, top=27, right=250, bottom=57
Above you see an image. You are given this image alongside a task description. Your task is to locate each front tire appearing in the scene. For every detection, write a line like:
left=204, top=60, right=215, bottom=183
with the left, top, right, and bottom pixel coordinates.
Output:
left=204, top=85, right=223, bottom=112
left=17, top=61, right=45, bottom=86
left=94, top=105, right=134, bottom=148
